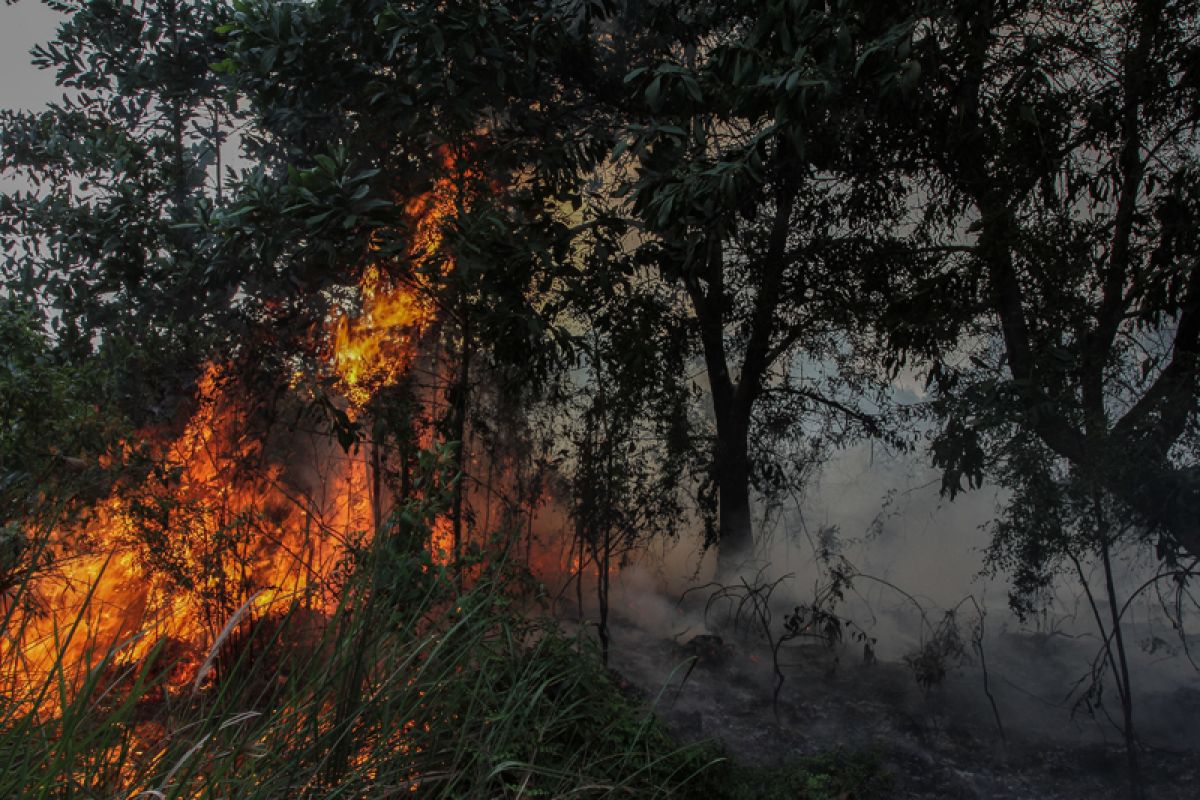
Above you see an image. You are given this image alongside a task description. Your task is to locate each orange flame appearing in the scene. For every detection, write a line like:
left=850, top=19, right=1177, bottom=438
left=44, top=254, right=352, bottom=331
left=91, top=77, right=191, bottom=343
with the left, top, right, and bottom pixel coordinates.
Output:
left=329, top=264, right=435, bottom=409
left=1, top=365, right=375, bottom=708
left=2, top=150, right=482, bottom=718
left=328, top=153, right=471, bottom=410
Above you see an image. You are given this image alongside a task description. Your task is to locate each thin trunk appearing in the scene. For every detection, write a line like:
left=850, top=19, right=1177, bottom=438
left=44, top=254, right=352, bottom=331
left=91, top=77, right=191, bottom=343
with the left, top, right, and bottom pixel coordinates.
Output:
left=482, top=458, right=494, bottom=535
left=1072, top=537, right=1142, bottom=800
left=370, top=438, right=382, bottom=537
left=1097, top=508, right=1142, bottom=800
left=598, top=533, right=611, bottom=665
left=166, top=1, right=187, bottom=217
left=595, top=345, right=613, bottom=664
left=212, top=104, right=223, bottom=205
left=391, top=402, right=420, bottom=551
left=575, top=529, right=584, bottom=621
left=450, top=316, right=471, bottom=582
left=524, top=495, right=533, bottom=566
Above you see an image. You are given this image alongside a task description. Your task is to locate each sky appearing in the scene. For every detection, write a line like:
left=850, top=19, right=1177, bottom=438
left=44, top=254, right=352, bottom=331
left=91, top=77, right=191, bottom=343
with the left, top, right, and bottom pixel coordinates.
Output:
left=0, top=2, right=60, bottom=113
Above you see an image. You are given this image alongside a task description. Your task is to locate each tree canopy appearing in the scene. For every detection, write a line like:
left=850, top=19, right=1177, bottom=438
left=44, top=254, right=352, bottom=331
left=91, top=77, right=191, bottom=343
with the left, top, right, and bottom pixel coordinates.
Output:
left=3, top=0, right=1200, bottom=598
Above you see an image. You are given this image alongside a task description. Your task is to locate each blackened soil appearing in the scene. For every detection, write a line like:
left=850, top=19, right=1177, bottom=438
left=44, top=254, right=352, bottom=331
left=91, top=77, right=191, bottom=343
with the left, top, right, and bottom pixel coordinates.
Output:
left=608, top=624, right=1199, bottom=799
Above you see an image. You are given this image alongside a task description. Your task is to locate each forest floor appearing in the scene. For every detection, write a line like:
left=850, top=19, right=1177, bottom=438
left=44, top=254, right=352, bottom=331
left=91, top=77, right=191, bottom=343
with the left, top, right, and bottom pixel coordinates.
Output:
left=606, top=612, right=1200, bottom=799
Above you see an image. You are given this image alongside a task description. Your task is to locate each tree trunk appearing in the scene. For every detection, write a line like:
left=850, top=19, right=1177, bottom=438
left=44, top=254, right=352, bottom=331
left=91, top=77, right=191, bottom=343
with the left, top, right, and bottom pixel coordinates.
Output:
left=715, top=408, right=754, bottom=576
left=1095, top=496, right=1144, bottom=800
left=449, top=320, right=470, bottom=583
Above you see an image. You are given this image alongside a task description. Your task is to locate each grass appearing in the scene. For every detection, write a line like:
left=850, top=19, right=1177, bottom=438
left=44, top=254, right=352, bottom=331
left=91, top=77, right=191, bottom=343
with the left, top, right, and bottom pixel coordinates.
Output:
left=0, top=527, right=890, bottom=799
left=693, top=751, right=893, bottom=800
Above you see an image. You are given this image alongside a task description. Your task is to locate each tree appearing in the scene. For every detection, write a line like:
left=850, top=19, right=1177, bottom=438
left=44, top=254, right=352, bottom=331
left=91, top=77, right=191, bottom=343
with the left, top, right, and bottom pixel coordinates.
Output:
left=1, top=0, right=240, bottom=422
left=865, top=6, right=1200, bottom=789
left=873, top=0, right=1200, bottom=559
left=606, top=0, right=918, bottom=569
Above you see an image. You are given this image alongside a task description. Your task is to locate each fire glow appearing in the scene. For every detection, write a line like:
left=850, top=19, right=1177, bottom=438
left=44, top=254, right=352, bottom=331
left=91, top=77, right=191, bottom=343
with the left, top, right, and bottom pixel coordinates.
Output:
left=0, top=159, right=472, bottom=713
left=1, top=364, right=375, bottom=706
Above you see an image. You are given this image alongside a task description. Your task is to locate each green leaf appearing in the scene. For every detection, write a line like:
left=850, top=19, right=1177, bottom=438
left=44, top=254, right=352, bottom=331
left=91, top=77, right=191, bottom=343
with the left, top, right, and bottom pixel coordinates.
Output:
left=314, top=154, right=337, bottom=174
left=645, top=75, right=663, bottom=109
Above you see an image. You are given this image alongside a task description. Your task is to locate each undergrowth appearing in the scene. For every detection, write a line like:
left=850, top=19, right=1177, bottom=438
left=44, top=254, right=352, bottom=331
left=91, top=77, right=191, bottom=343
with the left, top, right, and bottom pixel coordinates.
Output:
left=0, top=527, right=891, bottom=799
left=694, top=751, right=892, bottom=800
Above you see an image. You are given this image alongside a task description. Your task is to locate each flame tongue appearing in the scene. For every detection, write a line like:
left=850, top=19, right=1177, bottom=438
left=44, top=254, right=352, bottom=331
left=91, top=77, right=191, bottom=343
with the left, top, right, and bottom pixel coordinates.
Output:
left=329, top=264, right=435, bottom=410
left=328, top=164, right=465, bottom=411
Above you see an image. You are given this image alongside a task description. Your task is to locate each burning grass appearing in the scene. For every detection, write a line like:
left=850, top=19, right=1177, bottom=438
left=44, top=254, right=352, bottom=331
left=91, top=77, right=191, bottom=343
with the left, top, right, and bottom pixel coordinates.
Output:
left=0, top=532, right=715, bottom=799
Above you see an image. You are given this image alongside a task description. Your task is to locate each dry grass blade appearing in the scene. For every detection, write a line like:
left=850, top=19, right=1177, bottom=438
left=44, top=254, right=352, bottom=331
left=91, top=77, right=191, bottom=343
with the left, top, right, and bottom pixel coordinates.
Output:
left=161, top=732, right=213, bottom=788
left=192, top=590, right=265, bottom=693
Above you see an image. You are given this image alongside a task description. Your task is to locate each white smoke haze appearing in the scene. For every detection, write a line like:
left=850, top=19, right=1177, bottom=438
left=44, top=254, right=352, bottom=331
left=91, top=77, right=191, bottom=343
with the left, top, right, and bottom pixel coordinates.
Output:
left=580, top=441, right=1200, bottom=760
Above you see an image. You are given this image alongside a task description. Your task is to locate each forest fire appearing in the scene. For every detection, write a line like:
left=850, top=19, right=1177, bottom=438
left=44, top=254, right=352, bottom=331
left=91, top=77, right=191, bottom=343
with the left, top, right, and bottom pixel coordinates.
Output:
left=8, top=2, right=1200, bottom=796
left=1, top=161, right=474, bottom=715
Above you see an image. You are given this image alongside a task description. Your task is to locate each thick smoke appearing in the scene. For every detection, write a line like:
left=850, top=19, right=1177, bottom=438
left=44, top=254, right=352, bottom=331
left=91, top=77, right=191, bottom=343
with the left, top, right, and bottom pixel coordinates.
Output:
left=589, top=442, right=1200, bottom=754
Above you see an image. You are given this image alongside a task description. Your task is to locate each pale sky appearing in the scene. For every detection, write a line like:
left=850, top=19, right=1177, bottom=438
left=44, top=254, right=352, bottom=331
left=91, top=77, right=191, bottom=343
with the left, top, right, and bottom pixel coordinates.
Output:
left=0, top=2, right=61, bottom=112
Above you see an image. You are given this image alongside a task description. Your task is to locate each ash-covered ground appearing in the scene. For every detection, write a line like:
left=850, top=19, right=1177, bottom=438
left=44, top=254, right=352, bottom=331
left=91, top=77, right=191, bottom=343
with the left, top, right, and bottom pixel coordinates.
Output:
left=605, top=608, right=1200, bottom=799
left=541, top=447, right=1200, bottom=798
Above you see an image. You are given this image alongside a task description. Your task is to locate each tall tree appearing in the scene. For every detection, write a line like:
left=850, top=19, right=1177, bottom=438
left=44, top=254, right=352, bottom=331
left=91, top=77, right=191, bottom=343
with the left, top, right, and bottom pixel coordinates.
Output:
left=870, top=7, right=1200, bottom=787
left=878, top=0, right=1200, bottom=562
left=609, top=0, right=917, bottom=568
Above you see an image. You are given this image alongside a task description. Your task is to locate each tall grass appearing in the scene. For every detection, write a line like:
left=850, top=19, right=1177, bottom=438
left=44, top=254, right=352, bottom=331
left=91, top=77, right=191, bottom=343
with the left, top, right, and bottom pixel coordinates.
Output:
left=0, top=530, right=713, bottom=799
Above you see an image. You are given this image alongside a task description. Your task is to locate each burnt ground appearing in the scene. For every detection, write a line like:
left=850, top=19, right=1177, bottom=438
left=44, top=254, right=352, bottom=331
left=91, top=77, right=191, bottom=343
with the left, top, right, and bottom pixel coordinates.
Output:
left=606, top=617, right=1200, bottom=799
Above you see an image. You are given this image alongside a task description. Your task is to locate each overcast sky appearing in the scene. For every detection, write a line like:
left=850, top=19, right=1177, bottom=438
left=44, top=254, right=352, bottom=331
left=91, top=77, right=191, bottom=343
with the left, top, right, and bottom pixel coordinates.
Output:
left=1, top=2, right=61, bottom=112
